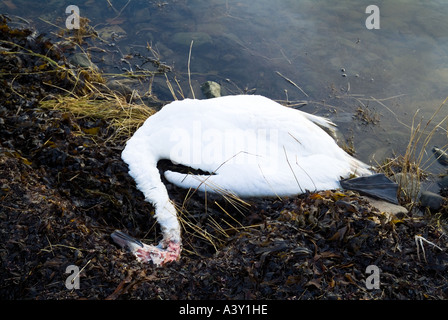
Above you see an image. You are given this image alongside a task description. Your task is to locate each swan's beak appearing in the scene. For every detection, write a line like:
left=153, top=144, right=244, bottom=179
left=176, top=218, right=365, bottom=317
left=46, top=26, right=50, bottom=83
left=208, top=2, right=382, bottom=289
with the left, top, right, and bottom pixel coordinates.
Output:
left=111, top=230, right=144, bottom=252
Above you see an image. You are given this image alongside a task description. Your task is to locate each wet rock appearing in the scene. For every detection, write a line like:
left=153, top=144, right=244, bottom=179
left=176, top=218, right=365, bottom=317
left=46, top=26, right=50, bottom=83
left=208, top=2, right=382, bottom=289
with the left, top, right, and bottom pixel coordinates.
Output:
left=201, top=81, right=221, bottom=98
left=420, top=191, right=445, bottom=211
left=432, top=146, right=448, bottom=166
left=438, top=175, right=448, bottom=189
left=97, top=25, right=127, bottom=42
left=106, top=79, right=134, bottom=97
left=69, top=52, right=97, bottom=69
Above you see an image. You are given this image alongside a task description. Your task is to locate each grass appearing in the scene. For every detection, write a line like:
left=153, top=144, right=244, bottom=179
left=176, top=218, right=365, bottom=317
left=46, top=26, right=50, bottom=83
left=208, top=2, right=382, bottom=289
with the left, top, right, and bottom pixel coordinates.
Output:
left=354, top=105, right=380, bottom=125
left=378, top=96, right=448, bottom=208
left=39, top=95, right=155, bottom=143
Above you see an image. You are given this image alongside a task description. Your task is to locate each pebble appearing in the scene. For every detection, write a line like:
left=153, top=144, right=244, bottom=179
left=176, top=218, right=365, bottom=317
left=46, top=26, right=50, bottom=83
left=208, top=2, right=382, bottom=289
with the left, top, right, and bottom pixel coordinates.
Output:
left=201, top=81, right=221, bottom=98
left=438, top=175, right=448, bottom=189
left=392, top=172, right=420, bottom=199
left=106, top=79, right=134, bottom=97
left=97, top=25, right=127, bottom=42
left=420, top=191, right=445, bottom=211
left=432, top=146, right=448, bottom=166
left=69, top=52, right=97, bottom=69
left=363, top=196, right=408, bottom=215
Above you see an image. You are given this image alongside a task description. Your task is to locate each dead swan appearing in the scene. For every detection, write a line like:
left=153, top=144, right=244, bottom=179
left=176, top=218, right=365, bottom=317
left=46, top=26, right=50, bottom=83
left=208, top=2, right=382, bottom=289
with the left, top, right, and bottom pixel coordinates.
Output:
left=112, top=95, right=372, bottom=265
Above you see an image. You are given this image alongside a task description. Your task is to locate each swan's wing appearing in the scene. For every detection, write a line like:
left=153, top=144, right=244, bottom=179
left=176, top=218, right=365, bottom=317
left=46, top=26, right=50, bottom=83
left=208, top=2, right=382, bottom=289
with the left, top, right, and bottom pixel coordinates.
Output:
left=163, top=169, right=286, bottom=198
left=163, top=154, right=345, bottom=198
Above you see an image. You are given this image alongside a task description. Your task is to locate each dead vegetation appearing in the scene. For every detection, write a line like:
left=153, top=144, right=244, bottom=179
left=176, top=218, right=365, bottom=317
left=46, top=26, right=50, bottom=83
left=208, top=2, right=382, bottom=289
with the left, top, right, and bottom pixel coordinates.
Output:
left=353, top=105, right=380, bottom=125
left=377, top=97, right=448, bottom=207
left=39, top=96, right=155, bottom=143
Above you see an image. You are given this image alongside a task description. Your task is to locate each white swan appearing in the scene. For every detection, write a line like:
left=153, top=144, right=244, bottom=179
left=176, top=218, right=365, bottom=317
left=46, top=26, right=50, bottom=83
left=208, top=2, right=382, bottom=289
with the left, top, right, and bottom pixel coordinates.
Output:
left=111, top=95, right=372, bottom=265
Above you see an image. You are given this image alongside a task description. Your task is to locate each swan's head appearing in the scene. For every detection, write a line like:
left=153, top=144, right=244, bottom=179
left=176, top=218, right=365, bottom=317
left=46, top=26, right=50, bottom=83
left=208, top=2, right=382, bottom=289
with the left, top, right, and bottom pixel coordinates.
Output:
left=111, top=230, right=181, bottom=266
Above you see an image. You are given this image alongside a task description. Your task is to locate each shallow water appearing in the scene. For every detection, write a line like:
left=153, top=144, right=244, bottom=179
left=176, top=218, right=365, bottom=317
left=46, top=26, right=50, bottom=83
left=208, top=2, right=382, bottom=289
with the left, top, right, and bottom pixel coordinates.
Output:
left=2, top=0, right=448, bottom=179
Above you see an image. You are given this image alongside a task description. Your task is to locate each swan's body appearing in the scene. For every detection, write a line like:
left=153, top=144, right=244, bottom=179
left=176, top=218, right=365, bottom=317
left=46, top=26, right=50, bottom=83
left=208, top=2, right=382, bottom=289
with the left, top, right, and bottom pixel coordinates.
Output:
left=112, top=95, right=372, bottom=265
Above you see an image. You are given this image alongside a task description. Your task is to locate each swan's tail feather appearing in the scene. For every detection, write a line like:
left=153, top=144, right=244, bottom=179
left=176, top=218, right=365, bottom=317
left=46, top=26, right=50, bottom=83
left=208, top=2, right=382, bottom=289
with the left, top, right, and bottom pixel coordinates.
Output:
left=300, top=111, right=373, bottom=177
left=349, top=157, right=373, bottom=177
left=300, top=112, right=340, bottom=142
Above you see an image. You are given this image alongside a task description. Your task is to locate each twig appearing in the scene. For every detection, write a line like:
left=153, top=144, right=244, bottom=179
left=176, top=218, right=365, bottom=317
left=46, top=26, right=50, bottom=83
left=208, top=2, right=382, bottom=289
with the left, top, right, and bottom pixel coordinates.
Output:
left=355, top=94, right=405, bottom=102
left=214, top=201, right=244, bottom=228
left=164, top=73, right=178, bottom=100
left=283, top=145, right=303, bottom=193
left=188, top=40, right=195, bottom=99
left=275, top=71, right=309, bottom=98
left=257, top=164, right=283, bottom=201
left=110, top=0, right=131, bottom=21
left=45, top=235, right=55, bottom=257
left=366, top=96, right=411, bottom=129
left=106, top=0, right=120, bottom=14
left=73, top=259, right=91, bottom=284
left=415, top=235, right=443, bottom=263
left=280, top=48, right=292, bottom=65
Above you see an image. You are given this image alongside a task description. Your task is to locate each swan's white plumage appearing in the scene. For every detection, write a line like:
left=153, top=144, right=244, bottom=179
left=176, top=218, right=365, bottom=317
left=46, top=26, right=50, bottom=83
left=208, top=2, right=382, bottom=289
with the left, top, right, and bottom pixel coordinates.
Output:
left=121, top=95, right=371, bottom=263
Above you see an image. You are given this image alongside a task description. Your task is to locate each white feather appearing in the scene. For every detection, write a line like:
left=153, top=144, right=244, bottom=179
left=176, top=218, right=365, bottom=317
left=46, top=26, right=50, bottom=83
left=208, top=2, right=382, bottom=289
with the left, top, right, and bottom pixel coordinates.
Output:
left=122, top=95, right=372, bottom=241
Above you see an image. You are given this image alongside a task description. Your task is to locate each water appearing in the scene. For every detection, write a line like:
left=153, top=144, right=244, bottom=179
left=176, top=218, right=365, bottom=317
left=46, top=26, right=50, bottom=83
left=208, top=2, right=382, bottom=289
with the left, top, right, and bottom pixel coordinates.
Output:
left=2, top=0, right=448, bottom=176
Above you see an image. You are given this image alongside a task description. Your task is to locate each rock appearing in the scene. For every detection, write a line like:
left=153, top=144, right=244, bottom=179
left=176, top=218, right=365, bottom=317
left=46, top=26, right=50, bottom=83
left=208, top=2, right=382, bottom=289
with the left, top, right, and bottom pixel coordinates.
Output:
left=69, top=52, right=97, bottom=69
left=432, top=146, right=448, bottom=166
left=392, top=172, right=421, bottom=199
left=106, top=79, right=134, bottom=97
left=201, top=81, right=221, bottom=98
left=420, top=191, right=445, bottom=211
left=438, top=175, right=448, bottom=189
left=363, top=196, right=408, bottom=215
left=97, top=25, right=127, bottom=42
left=150, top=76, right=177, bottom=100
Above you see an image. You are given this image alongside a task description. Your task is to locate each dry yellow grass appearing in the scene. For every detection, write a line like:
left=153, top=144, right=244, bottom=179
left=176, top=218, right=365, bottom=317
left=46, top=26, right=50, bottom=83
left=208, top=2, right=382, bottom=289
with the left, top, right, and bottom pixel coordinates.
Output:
left=39, top=95, right=155, bottom=142
left=378, top=96, right=448, bottom=207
